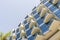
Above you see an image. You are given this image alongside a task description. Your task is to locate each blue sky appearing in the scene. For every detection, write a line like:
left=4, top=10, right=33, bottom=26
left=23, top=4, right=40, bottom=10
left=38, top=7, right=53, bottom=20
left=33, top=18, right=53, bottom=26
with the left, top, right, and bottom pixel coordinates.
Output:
left=0, top=0, right=40, bottom=33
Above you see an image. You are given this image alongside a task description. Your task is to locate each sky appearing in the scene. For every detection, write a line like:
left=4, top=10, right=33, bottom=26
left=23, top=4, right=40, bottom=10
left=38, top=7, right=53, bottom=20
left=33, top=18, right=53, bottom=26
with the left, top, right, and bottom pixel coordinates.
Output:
left=0, top=0, right=40, bottom=33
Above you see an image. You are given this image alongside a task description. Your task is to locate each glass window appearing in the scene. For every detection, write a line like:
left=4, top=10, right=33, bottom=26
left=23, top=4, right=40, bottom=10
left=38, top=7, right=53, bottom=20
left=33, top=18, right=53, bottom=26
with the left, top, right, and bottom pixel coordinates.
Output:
left=16, top=28, right=19, bottom=33
left=16, top=32, right=20, bottom=39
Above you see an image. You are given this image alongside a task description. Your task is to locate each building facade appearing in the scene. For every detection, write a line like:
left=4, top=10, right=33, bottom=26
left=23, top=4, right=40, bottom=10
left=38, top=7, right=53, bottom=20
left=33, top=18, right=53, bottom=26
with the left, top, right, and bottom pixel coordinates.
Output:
left=8, top=0, right=60, bottom=40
